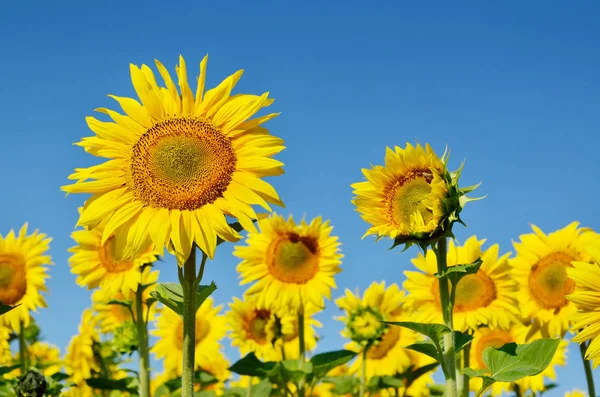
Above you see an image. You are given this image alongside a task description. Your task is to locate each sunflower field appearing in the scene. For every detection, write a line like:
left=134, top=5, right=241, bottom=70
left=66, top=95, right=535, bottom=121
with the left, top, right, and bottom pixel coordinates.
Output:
left=1, top=3, right=599, bottom=397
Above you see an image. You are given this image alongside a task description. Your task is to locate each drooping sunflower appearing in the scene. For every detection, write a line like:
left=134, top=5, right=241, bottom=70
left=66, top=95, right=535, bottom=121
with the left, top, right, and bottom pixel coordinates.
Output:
left=92, top=266, right=159, bottom=333
left=567, top=245, right=600, bottom=368
left=235, top=214, right=342, bottom=312
left=469, top=321, right=568, bottom=395
left=64, top=309, right=101, bottom=386
left=152, top=297, right=226, bottom=375
left=512, top=222, right=599, bottom=337
left=69, top=217, right=160, bottom=298
left=404, top=236, right=519, bottom=332
left=351, top=143, right=476, bottom=249
left=63, top=55, right=284, bottom=263
left=0, top=224, right=52, bottom=331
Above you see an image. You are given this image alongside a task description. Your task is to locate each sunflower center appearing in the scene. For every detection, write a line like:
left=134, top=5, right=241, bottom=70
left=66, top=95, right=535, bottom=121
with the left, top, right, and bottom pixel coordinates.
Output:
left=129, top=117, right=237, bottom=211
left=347, top=306, right=387, bottom=343
left=176, top=318, right=211, bottom=350
left=248, top=309, right=272, bottom=345
left=367, top=326, right=400, bottom=360
left=475, top=330, right=514, bottom=368
left=528, top=252, right=576, bottom=310
left=0, top=254, right=27, bottom=305
left=431, top=271, right=497, bottom=312
left=98, top=237, right=135, bottom=273
left=267, top=233, right=319, bottom=284
left=387, top=169, right=434, bottom=229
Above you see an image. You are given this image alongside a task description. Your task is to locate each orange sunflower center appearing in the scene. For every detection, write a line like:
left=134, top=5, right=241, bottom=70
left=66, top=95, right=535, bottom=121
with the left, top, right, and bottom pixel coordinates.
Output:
left=0, top=254, right=27, bottom=305
left=475, top=330, right=514, bottom=368
left=99, top=237, right=135, bottom=273
left=267, top=232, right=319, bottom=284
left=528, top=252, right=576, bottom=310
left=176, top=317, right=210, bottom=350
left=130, top=117, right=237, bottom=211
left=432, top=271, right=497, bottom=312
left=247, top=309, right=272, bottom=345
left=367, top=326, right=400, bottom=360
left=386, top=169, right=435, bottom=229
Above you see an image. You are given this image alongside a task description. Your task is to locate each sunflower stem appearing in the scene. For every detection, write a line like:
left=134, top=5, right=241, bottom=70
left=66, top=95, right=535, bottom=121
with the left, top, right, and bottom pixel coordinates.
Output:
left=460, top=341, right=470, bottom=397
left=135, top=285, right=151, bottom=397
left=435, top=237, right=458, bottom=397
left=298, top=308, right=306, bottom=397
left=360, top=346, right=368, bottom=397
left=18, top=320, right=28, bottom=373
left=580, top=341, right=596, bottom=397
left=181, top=248, right=197, bottom=397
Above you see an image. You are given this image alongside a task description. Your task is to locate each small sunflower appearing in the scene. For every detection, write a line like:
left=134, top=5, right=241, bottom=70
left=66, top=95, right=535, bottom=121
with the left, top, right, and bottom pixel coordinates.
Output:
left=64, top=309, right=101, bottom=386
left=197, top=351, right=230, bottom=394
left=469, top=322, right=568, bottom=395
left=16, top=342, right=62, bottom=376
left=351, top=143, right=477, bottom=249
left=63, top=55, right=284, bottom=263
left=0, top=224, right=52, bottom=331
left=512, top=222, right=599, bottom=337
left=404, top=236, right=518, bottom=332
left=565, top=391, right=587, bottom=397
left=567, top=245, right=600, bottom=368
left=235, top=213, right=342, bottom=312
left=69, top=218, right=160, bottom=298
left=152, top=297, right=226, bottom=374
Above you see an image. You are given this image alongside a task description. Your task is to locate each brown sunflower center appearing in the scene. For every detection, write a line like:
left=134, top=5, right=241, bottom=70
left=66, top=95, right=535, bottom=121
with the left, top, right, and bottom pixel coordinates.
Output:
left=528, top=252, right=576, bottom=310
left=475, top=330, right=514, bottom=368
left=129, top=117, right=237, bottom=211
left=248, top=309, right=272, bottom=345
left=98, top=237, right=135, bottom=273
left=386, top=169, right=434, bottom=228
left=176, top=317, right=210, bottom=350
left=0, top=254, right=27, bottom=305
left=432, top=271, right=497, bottom=312
left=267, top=233, right=319, bottom=284
left=367, top=326, right=400, bottom=360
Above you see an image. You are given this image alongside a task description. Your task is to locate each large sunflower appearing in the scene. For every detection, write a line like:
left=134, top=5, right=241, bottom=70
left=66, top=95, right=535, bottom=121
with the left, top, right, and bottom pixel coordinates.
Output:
left=511, top=222, right=599, bottom=337
left=0, top=224, right=52, bottom=331
left=69, top=217, right=160, bottom=298
left=63, top=55, right=284, bottom=263
left=469, top=322, right=568, bottom=395
left=404, top=236, right=518, bottom=332
left=152, top=297, right=226, bottom=375
left=567, top=245, right=600, bottom=368
left=235, top=214, right=342, bottom=312
left=351, top=143, right=451, bottom=242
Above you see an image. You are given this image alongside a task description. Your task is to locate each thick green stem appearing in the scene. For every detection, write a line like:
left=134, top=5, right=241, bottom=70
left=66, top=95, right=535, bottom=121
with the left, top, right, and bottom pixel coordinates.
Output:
left=181, top=248, right=197, bottom=397
left=18, top=320, right=28, bottom=373
left=513, top=384, right=522, bottom=397
left=436, top=238, right=457, bottom=397
left=135, top=286, right=151, bottom=397
left=460, top=342, right=470, bottom=397
left=298, top=309, right=306, bottom=397
left=360, top=346, right=368, bottom=397
left=580, top=341, right=596, bottom=397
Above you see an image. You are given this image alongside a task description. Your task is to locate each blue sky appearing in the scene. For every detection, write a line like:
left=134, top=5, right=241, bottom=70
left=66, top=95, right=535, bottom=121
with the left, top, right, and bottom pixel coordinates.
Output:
left=1, top=0, right=599, bottom=394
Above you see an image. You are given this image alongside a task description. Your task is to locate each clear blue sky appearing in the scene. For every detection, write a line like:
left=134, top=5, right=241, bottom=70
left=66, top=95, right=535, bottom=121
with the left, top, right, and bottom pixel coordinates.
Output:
left=1, top=0, right=599, bottom=394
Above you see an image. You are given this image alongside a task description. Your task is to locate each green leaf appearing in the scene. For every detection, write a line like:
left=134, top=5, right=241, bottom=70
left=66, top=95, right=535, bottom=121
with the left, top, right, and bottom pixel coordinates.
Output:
left=385, top=321, right=451, bottom=346
left=195, top=282, right=217, bottom=312
left=49, top=372, right=70, bottom=382
left=462, top=368, right=487, bottom=378
left=195, top=370, right=217, bottom=386
left=0, top=301, right=19, bottom=316
left=453, top=331, right=473, bottom=353
left=405, top=340, right=441, bottom=362
left=229, top=353, right=276, bottom=378
left=322, top=376, right=357, bottom=395
left=281, top=359, right=313, bottom=383
left=0, top=365, right=20, bottom=376
left=85, top=377, right=138, bottom=393
left=153, top=384, right=171, bottom=397
left=107, top=299, right=133, bottom=309
left=428, top=384, right=446, bottom=396
left=145, top=297, right=158, bottom=307
left=222, top=387, right=245, bottom=397
left=250, top=379, right=272, bottom=397
left=402, top=363, right=439, bottom=388
left=150, top=283, right=185, bottom=315
left=483, top=339, right=561, bottom=382
left=435, top=258, right=483, bottom=286
left=194, top=391, right=216, bottom=397
left=308, top=350, right=357, bottom=381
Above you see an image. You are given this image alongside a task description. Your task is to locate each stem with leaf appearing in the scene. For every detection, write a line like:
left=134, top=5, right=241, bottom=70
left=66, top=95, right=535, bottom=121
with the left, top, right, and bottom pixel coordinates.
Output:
left=18, top=320, right=28, bottom=373
left=180, top=248, right=197, bottom=397
left=135, top=284, right=151, bottom=397
left=580, top=341, right=596, bottom=397
left=435, top=237, right=457, bottom=397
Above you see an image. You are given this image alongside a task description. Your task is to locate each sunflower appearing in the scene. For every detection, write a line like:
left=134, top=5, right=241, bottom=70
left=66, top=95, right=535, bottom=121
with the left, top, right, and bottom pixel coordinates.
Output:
left=197, top=351, right=230, bottom=395
left=69, top=217, right=160, bottom=298
left=511, top=222, right=599, bottom=337
left=235, top=214, right=342, bottom=312
left=565, top=391, right=587, bottom=397
left=92, top=266, right=159, bottom=333
left=469, top=321, right=568, bottom=395
left=567, top=245, right=600, bottom=368
left=404, top=236, right=518, bottom=332
left=0, top=324, right=10, bottom=365
left=64, top=309, right=101, bottom=386
left=152, top=297, right=226, bottom=374
left=63, top=55, right=284, bottom=263
left=0, top=224, right=52, bottom=332
left=14, top=341, right=62, bottom=376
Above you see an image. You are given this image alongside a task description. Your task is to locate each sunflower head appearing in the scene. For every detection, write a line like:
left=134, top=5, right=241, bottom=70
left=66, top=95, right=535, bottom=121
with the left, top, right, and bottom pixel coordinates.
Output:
left=63, top=55, right=284, bottom=264
left=346, top=306, right=387, bottom=345
left=235, top=213, right=343, bottom=313
left=351, top=143, right=481, bottom=251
